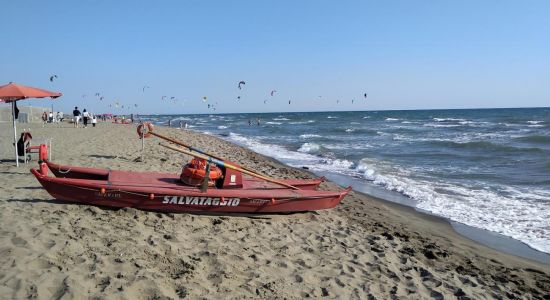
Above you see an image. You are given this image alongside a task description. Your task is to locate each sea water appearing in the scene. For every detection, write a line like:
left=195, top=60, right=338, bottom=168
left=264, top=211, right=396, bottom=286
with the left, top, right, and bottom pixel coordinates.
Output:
left=142, top=108, right=550, bottom=254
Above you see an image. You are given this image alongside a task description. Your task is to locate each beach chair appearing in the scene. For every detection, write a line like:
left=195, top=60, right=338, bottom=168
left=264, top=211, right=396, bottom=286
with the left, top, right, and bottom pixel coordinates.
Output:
left=18, top=130, right=53, bottom=163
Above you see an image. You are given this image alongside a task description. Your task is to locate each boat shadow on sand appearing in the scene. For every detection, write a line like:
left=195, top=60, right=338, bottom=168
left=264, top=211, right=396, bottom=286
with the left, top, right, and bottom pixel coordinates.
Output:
left=87, top=155, right=118, bottom=159
left=15, top=186, right=44, bottom=190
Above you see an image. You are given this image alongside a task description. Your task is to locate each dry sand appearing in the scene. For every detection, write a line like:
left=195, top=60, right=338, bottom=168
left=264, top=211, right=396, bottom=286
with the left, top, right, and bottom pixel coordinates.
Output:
left=0, top=121, right=549, bottom=299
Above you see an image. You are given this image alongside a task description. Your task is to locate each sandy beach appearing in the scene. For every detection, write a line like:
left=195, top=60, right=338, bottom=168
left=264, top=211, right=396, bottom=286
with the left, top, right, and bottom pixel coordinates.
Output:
left=0, top=121, right=548, bottom=299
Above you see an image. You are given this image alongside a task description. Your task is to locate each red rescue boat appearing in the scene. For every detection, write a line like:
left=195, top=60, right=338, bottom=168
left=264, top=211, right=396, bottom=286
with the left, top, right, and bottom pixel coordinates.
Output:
left=31, top=161, right=350, bottom=213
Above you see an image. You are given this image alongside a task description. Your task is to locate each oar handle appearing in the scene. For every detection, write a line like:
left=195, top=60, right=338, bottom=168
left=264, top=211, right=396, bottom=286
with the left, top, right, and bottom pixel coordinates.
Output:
left=160, top=143, right=300, bottom=190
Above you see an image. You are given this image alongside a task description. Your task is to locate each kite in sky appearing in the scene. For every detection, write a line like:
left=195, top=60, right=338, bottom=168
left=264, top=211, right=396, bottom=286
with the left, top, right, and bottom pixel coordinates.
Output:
left=270, top=90, right=277, bottom=96
left=238, top=81, right=246, bottom=90
left=49, top=75, right=58, bottom=82
left=143, top=86, right=150, bottom=92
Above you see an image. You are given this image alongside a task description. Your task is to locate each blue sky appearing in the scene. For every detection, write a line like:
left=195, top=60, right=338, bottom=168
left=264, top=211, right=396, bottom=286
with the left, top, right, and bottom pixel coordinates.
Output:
left=1, top=0, right=549, bottom=114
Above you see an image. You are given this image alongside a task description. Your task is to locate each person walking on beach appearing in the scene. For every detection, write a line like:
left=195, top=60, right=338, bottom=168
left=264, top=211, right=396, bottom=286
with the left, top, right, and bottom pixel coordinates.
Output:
left=83, top=109, right=89, bottom=127
left=42, top=112, right=48, bottom=127
left=91, top=114, right=97, bottom=127
left=73, top=107, right=81, bottom=128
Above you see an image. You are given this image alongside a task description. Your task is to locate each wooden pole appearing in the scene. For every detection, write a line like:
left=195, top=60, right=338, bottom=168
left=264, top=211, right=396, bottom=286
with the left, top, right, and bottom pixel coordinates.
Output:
left=12, top=101, right=19, bottom=167
left=140, top=123, right=287, bottom=185
left=160, top=143, right=299, bottom=190
left=141, top=126, right=145, bottom=162
left=149, top=131, right=271, bottom=179
left=150, top=131, right=225, bottom=161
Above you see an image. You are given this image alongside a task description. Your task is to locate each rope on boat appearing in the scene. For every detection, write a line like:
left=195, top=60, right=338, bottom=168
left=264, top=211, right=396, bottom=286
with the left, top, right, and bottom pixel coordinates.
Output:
left=58, top=166, right=72, bottom=174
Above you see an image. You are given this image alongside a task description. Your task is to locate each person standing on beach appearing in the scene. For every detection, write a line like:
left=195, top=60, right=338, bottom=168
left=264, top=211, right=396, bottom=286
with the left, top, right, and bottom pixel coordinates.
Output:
left=48, top=111, right=53, bottom=123
left=82, top=109, right=89, bottom=127
left=91, top=114, right=97, bottom=127
left=42, top=112, right=48, bottom=127
left=73, top=107, right=81, bottom=128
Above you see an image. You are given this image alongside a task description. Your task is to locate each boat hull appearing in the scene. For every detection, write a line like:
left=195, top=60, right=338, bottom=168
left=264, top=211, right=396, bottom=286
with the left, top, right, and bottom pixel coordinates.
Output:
left=31, top=166, right=349, bottom=213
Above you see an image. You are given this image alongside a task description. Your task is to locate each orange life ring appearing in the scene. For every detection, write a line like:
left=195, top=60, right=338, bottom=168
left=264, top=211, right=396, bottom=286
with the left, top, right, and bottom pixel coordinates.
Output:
left=137, top=122, right=154, bottom=138
left=180, top=158, right=223, bottom=186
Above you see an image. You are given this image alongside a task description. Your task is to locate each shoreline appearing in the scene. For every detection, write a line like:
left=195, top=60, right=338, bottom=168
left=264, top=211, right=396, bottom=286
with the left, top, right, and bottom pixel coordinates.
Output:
left=182, top=125, right=550, bottom=265
left=320, top=171, right=550, bottom=265
left=1, top=121, right=549, bottom=298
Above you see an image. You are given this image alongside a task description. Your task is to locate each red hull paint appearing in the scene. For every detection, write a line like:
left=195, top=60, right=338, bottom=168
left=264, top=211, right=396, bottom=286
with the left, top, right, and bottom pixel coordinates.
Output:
left=31, top=163, right=349, bottom=213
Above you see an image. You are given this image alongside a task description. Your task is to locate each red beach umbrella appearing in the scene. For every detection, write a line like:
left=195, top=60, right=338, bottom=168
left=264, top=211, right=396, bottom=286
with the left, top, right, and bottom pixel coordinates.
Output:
left=0, top=82, right=62, bottom=166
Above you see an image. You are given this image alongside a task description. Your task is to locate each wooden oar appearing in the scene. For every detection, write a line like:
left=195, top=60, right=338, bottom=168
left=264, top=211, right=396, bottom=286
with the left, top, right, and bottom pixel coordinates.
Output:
left=143, top=125, right=280, bottom=183
left=149, top=130, right=226, bottom=161
left=160, top=143, right=300, bottom=190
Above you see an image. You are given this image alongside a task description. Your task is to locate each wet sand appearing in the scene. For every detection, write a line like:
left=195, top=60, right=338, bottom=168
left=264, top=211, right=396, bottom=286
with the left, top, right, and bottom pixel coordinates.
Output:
left=0, top=121, right=549, bottom=299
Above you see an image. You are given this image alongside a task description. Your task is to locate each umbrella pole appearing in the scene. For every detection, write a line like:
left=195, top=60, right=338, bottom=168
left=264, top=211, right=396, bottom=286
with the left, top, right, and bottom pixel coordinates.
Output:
left=12, top=101, right=18, bottom=167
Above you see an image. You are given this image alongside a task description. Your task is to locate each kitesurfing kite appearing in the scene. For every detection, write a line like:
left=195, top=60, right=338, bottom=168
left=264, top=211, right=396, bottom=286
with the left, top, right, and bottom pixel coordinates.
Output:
left=95, top=93, right=100, bottom=97
left=352, top=99, right=355, bottom=104
left=270, top=90, right=277, bottom=96
left=49, top=75, right=58, bottom=82
left=263, top=100, right=267, bottom=104
left=288, top=100, right=291, bottom=104
left=237, top=96, right=241, bottom=100
left=161, top=96, right=167, bottom=100
left=100, top=96, right=104, bottom=101
left=364, top=93, right=368, bottom=99
left=143, top=86, right=150, bottom=92
left=202, top=96, right=208, bottom=102
left=238, top=81, right=246, bottom=90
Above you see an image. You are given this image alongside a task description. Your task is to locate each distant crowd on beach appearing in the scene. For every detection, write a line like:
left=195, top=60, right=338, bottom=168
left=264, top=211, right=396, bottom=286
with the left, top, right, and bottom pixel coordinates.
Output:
left=39, top=107, right=136, bottom=128
left=41, top=111, right=64, bottom=125
left=70, top=106, right=98, bottom=128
